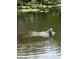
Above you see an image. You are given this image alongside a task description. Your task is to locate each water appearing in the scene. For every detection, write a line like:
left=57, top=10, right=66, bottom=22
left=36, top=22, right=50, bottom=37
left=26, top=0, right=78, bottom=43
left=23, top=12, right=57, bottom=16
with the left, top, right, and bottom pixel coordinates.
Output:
left=17, top=12, right=61, bottom=59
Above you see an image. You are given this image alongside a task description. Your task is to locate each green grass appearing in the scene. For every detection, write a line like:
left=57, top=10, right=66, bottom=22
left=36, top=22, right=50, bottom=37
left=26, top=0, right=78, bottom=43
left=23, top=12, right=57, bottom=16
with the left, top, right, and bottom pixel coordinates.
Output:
left=19, top=9, right=40, bottom=12
left=17, top=4, right=61, bottom=13
left=18, top=9, right=49, bottom=13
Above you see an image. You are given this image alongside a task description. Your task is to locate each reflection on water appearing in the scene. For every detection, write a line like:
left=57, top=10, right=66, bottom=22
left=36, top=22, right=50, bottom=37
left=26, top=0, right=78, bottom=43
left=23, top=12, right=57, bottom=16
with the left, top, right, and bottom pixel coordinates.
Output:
left=17, top=12, right=61, bottom=59
left=17, top=39, right=60, bottom=59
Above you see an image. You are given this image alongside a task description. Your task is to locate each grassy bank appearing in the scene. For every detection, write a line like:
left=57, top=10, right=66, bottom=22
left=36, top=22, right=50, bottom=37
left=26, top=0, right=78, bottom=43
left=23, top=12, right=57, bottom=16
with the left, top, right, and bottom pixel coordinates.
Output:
left=17, top=4, right=61, bottom=13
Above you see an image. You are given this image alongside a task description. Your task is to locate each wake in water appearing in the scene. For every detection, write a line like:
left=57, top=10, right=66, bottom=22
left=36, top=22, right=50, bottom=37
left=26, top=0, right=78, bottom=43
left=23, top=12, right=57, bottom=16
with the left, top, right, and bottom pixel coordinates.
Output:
left=31, top=28, right=56, bottom=37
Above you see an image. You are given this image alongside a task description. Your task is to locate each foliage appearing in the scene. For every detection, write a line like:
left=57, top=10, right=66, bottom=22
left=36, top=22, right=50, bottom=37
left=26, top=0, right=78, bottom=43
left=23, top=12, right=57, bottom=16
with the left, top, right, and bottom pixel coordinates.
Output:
left=17, top=0, right=61, bottom=6
left=17, top=0, right=61, bottom=13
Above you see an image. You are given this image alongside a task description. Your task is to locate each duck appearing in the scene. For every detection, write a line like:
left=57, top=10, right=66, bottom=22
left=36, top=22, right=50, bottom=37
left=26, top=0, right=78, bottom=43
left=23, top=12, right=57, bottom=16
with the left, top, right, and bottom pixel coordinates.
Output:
left=47, top=28, right=53, bottom=37
left=31, top=28, right=55, bottom=37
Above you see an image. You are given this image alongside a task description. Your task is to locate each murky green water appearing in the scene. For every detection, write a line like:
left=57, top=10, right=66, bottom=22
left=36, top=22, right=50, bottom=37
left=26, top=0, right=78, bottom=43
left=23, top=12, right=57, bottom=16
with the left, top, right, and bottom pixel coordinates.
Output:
left=17, top=12, right=61, bottom=59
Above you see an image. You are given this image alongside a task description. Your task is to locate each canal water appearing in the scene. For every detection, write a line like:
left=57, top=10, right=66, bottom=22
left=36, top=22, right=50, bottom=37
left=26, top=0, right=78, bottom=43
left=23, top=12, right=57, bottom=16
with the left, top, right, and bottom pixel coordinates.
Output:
left=17, top=12, right=61, bottom=59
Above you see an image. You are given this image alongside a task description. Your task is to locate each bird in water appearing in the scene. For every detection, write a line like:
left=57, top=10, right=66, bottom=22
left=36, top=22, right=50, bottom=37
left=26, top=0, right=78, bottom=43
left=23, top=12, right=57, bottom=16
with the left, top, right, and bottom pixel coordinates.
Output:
left=31, top=28, right=55, bottom=37
left=47, top=28, right=53, bottom=37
